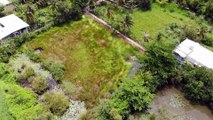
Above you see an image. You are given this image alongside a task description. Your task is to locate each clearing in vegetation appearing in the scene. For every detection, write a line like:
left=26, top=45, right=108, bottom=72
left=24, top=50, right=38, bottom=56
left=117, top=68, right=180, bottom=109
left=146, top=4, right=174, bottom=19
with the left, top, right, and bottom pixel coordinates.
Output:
left=27, top=16, right=141, bottom=108
left=130, top=3, right=207, bottom=41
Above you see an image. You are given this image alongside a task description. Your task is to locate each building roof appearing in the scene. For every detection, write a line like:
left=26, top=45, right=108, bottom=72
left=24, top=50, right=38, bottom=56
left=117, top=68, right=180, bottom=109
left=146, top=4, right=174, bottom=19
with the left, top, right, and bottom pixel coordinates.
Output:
left=0, top=14, right=29, bottom=40
left=0, top=0, right=10, bottom=6
left=174, top=39, right=213, bottom=69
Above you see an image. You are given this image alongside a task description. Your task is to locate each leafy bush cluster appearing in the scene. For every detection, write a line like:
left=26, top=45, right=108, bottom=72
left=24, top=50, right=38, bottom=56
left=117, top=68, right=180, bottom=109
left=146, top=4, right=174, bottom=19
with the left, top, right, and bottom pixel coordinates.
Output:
left=179, top=64, right=213, bottom=110
left=89, top=75, right=154, bottom=119
left=42, top=90, right=69, bottom=116
left=14, top=0, right=86, bottom=29
left=42, top=60, right=65, bottom=82
left=30, top=77, right=48, bottom=94
left=173, top=0, right=213, bottom=22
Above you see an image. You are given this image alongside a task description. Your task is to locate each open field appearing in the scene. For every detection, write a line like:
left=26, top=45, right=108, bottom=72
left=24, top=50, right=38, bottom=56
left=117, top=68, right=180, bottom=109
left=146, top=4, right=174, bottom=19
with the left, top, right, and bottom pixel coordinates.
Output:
left=27, top=16, right=140, bottom=107
left=130, top=3, right=201, bottom=41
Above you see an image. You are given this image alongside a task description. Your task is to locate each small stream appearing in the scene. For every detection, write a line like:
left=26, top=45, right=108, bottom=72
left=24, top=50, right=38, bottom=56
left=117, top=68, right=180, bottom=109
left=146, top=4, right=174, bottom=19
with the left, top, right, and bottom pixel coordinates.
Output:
left=149, top=87, right=213, bottom=120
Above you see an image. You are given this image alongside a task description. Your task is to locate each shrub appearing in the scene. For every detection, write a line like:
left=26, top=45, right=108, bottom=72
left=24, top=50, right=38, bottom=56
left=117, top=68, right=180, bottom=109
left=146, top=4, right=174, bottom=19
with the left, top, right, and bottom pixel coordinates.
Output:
left=204, top=1, right=213, bottom=22
left=113, top=78, right=154, bottom=112
left=42, top=60, right=65, bottom=82
left=138, top=0, right=153, bottom=10
left=18, top=67, right=35, bottom=81
left=202, top=35, right=213, bottom=46
left=0, top=5, right=4, bottom=17
left=144, top=43, right=178, bottom=88
left=42, top=90, right=69, bottom=116
left=95, top=77, right=154, bottom=119
left=31, top=77, right=48, bottom=94
left=182, top=65, right=213, bottom=104
left=96, top=100, right=122, bottom=120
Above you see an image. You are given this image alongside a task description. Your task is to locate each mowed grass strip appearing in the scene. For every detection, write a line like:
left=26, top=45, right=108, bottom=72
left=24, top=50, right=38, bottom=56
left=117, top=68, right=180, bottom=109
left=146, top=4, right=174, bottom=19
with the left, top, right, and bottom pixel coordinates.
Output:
left=27, top=17, right=138, bottom=107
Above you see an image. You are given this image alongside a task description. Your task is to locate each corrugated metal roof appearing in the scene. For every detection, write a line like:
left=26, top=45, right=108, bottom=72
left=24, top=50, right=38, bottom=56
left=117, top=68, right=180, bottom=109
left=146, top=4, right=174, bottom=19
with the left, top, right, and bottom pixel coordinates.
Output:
left=0, top=0, right=10, bottom=5
left=174, top=39, right=213, bottom=69
left=0, top=14, right=29, bottom=40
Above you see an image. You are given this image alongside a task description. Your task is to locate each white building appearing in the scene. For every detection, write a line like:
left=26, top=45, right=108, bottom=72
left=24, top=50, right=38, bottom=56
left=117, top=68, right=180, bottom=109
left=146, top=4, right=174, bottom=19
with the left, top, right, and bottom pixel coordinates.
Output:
left=173, top=39, right=213, bottom=69
left=0, top=14, right=30, bottom=40
left=0, top=0, right=11, bottom=6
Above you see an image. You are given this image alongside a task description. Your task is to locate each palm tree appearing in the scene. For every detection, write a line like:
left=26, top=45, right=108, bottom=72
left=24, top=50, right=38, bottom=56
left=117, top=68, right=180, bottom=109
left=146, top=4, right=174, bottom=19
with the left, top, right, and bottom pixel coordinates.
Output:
left=106, top=6, right=113, bottom=19
left=121, top=15, right=133, bottom=35
left=122, top=15, right=133, bottom=29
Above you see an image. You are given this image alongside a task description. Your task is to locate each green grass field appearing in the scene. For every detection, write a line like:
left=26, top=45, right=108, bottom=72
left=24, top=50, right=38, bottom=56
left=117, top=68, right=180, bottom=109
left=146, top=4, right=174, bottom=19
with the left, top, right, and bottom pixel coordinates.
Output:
left=27, top=16, right=140, bottom=107
left=130, top=3, right=199, bottom=41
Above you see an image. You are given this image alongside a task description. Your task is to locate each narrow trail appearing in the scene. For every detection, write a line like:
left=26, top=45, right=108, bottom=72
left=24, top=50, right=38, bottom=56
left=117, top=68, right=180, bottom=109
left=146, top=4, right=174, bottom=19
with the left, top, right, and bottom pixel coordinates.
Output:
left=85, top=12, right=146, bottom=52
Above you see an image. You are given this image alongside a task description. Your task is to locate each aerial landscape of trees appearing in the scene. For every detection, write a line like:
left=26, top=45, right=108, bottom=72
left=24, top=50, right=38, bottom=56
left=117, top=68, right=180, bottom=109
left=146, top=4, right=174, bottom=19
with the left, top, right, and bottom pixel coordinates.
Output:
left=0, top=0, right=213, bottom=119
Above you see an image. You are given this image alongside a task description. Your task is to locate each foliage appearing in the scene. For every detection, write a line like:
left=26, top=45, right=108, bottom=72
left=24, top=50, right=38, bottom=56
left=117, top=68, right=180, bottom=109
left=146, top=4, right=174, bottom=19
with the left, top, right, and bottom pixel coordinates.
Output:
left=204, top=0, right=213, bottom=22
left=31, top=77, right=48, bottom=94
left=94, top=3, right=133, bottom=35
left=181, top=64, right=213, bottom=104
left=144, top=43, right=178, bottom=88
left=0, top=32, right=36, bottom=63
left=135, top=0, right=153, bottom=10
left=95, top=76, right=154, bottom=119
left=174, top=0, right=213, bottom=22
left=0, top=5, right=4, bottom=17
left=0, top=81, right=50, bottom=119
left=113, top=78, right=154, bottom=112
left=0, top=63, right=17, bottom=83
left=42, top=90, right=69, bottom=116
left=19, top=67, right=35, bottom=81
left=42, top=60, right=65, bottom=82
left=8, top=54, right=51, bottom=81
left=49, top=0, right=83, bottom=25
left=96, top=100, right=122, bottom=120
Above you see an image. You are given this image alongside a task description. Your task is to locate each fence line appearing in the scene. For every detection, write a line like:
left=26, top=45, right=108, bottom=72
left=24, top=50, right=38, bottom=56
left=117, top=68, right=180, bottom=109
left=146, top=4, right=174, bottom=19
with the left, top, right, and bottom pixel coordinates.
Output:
left=85, top=12, right=145, bottom=52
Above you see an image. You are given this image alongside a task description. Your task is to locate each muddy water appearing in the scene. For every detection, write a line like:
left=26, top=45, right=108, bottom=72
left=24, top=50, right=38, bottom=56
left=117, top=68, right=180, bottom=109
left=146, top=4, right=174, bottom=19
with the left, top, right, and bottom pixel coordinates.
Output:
left=149, top=87, right=213, bottom=120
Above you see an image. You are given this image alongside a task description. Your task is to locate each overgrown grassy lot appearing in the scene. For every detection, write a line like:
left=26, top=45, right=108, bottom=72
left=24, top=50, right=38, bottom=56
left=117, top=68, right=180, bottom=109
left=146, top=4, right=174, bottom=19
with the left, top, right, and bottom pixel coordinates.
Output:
left=27, top=16, right=140, bottom=107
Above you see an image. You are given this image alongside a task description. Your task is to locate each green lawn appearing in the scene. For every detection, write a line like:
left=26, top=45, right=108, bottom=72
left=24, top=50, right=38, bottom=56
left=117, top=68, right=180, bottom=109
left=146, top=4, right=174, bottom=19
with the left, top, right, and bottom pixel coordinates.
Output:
left=130, top=3, right=199, bottom=41
left=27, top=16, right=140, bottom=107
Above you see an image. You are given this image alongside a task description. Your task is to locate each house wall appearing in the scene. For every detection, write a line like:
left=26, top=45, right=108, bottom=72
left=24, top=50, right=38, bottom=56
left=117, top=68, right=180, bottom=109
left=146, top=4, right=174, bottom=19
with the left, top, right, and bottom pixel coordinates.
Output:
left=2, top=27, right=29, bottom=40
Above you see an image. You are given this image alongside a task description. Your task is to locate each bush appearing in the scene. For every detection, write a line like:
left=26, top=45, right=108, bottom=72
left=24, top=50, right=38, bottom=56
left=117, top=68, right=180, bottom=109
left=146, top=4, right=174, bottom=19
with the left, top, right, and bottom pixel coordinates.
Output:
left=96, top=100, right=122, bottom=120
left=202, top=35, right=213, bottom=46
left=95, top=77, right=154, bottom=119
left=204, top=1, right=213, bottom=22
left=113, top=78, right=154, bottom=112
left=42, top=60, right=65, bottom=82
left=144, top=43, right=178, bottom=88
left=18, top=67, right=35, bottom=81
left=136, top=0, right=153, bottom=10
left=31, top=77, right=48, bottom=94
left=42, top=90, right=69, bottom=116
left=181, top=65, right=213, bottom=104
left=0, top=5, right=4, bottom=17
